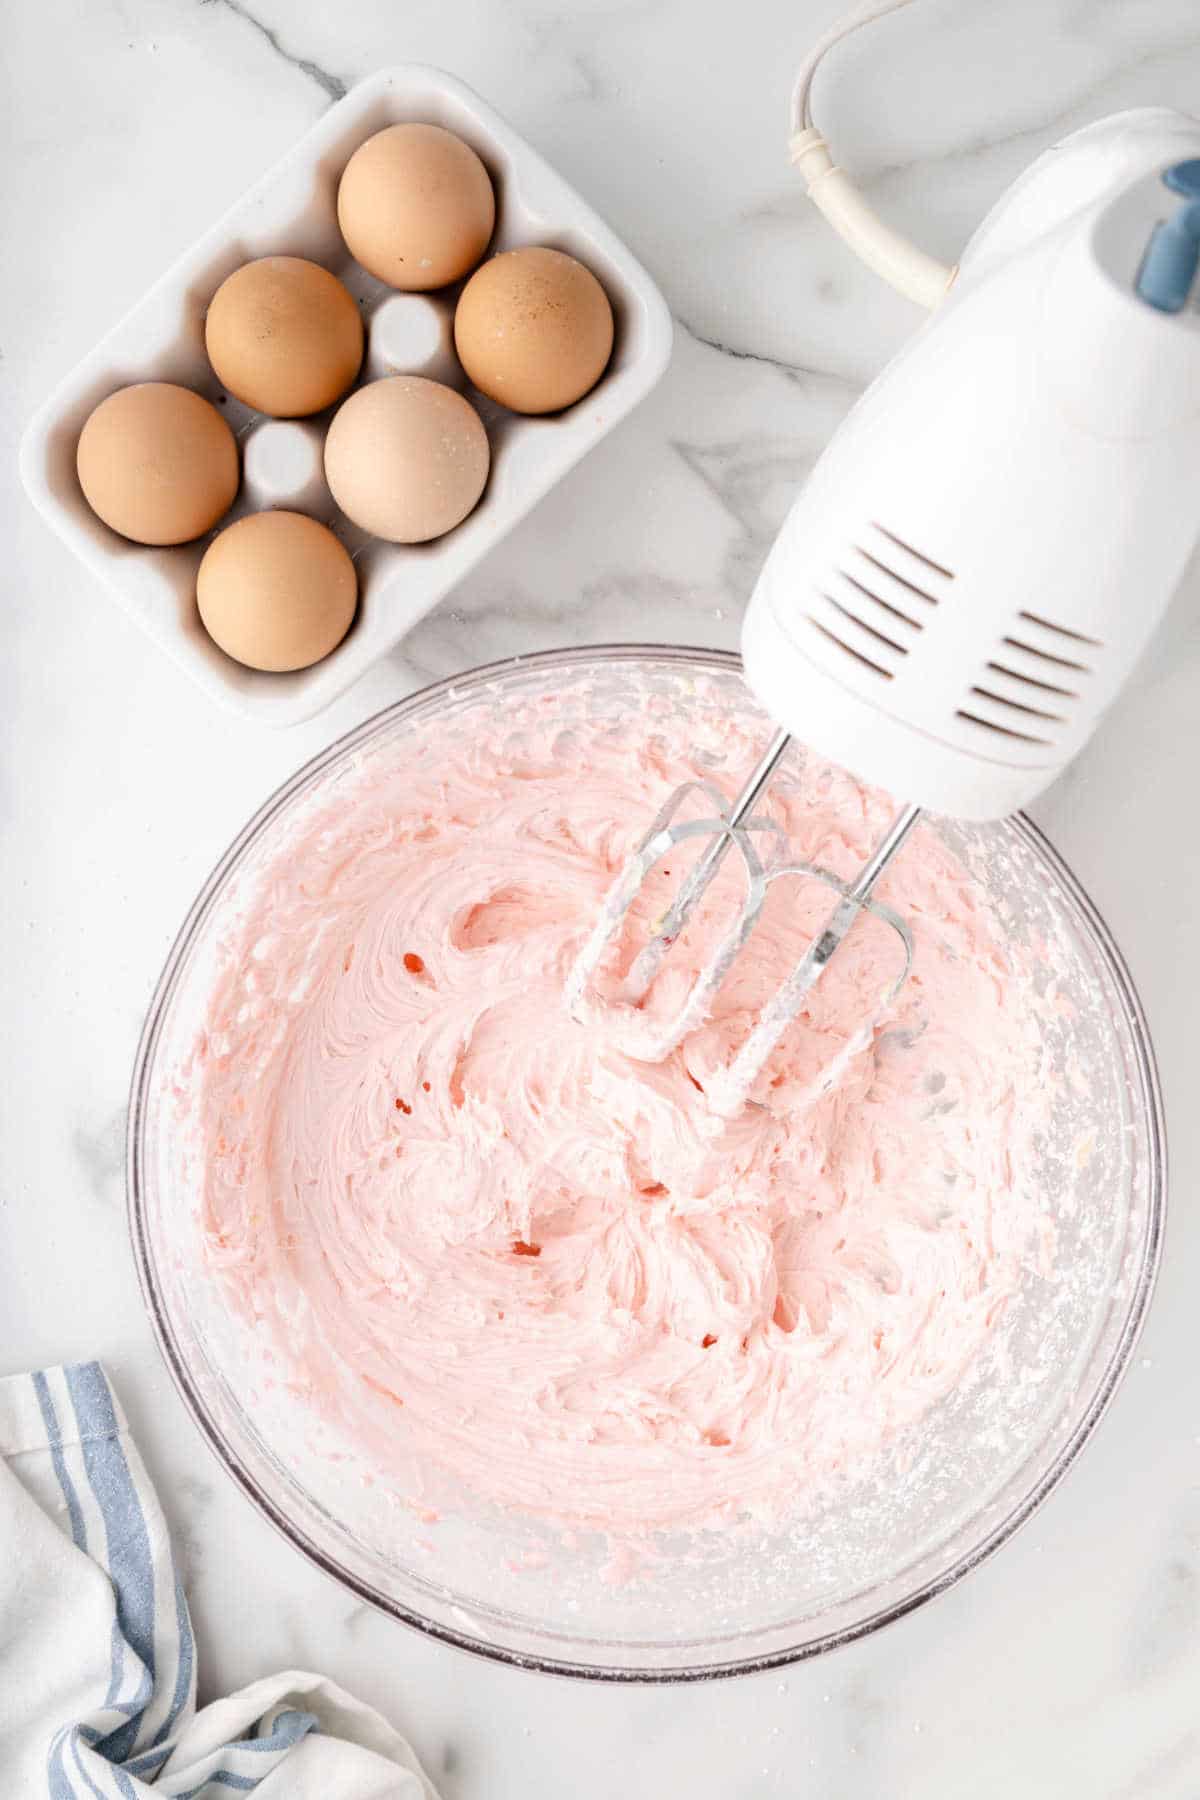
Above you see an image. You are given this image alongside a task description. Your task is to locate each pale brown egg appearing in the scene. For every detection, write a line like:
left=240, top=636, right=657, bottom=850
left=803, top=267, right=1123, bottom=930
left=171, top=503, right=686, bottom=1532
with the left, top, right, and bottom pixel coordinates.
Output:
left=205, top=256, right=364, bottom=418
left=76, top=382, right=239, bottom=546
left=196, top=510, right=357, bottom=672
left=337, top=123, right=495, bottom=292
left=324, top=376, right=489, bottom=543
left=454, top=247, right=614, bottom=415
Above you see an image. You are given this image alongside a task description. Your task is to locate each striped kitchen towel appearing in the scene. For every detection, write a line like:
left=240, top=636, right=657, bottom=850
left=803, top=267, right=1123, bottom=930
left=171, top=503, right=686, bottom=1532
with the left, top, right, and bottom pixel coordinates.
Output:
left=0, top=1362, right=439, bottom=1799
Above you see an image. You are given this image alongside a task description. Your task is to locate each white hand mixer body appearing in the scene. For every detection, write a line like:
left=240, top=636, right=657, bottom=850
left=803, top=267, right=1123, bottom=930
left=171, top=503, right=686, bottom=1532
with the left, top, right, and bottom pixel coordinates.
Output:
left=749, top=117, right=1200, bottom=821
left=568, top=108, right=1200, bottom=1108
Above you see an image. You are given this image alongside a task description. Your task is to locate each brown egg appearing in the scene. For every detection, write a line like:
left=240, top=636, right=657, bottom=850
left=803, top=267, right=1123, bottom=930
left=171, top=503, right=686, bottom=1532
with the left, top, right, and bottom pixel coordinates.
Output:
left=454, top=247, right=614, bottom=415
left=197, top=511, right=357, bottom=672
left=324, top=376, right=489, bottom=543
left=337, top=123, right=495, bottom=291
left=76, top=382, right=238, bottom=546
left=205, top=256, right=363, bottom=417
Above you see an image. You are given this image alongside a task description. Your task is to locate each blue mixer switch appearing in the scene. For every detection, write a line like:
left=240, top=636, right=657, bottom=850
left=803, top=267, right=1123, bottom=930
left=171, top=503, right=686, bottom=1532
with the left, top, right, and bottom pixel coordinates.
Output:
left=1136, top=170, right=1200, bottom=313
left=1163, top=159, right=1200, bottom=200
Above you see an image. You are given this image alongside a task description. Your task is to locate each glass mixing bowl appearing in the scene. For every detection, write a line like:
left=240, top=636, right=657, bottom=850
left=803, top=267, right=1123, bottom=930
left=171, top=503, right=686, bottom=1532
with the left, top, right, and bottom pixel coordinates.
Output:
left=128, top=646, right=1164, bottom=1680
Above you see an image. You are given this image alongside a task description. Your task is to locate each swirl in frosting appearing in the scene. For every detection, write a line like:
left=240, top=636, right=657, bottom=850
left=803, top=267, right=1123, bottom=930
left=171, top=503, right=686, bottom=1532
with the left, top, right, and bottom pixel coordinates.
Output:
left=195, top=681, right=1046, bottom=1536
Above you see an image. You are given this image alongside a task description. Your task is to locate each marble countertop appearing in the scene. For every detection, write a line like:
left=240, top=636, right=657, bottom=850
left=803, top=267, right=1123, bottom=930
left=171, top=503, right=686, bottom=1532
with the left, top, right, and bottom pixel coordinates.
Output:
left=5, top=0, right=1200, bottom=1793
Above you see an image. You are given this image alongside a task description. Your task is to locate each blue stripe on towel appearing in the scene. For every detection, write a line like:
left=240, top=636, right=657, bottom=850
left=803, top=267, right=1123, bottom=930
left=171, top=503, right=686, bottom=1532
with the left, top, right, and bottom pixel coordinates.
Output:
left=151, top=1570, right=195, bottom=1747
left=104, top=1614, right=125, bottom=1713
left=173, top=1710, right=321, bottom=1797
left=47, top=1725, right=77, bottom=1800
left=69, top=1728, right=112, bottom=1800
left=37, top=1369, right=320, bottom=1800
left=64, top=1364, right=156, bottom=1764
left=32, top=1371, right=87, bottom=1551
left=178, top=1774, right=258, bottom=1795
left=123, top=1739, right=173, bottom=1778
left=227, top=1707, right=319, bottom=1753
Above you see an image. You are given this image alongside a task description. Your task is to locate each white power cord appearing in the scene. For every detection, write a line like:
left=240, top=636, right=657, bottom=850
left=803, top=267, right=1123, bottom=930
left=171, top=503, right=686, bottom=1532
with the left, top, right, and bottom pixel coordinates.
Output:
left=789, top=0, right=956, bottom=308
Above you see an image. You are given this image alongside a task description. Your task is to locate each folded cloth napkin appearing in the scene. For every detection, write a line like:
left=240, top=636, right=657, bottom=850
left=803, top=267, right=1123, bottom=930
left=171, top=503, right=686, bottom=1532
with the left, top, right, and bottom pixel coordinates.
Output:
left=0, top=1362, right=439, bottom=1799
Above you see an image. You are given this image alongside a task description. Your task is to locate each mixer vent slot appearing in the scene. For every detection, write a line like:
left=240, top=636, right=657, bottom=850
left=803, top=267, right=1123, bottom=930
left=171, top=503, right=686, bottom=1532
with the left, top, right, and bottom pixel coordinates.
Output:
left=805, top=524, right=955, bottom=681
left=969, top=685, right=1065, bottom=724
left=985, top=660, right=1078, bottom=700
left=962, top=607, right=1101, bottom=745
left=808, top=618, right=895, bottom=680
left=1001, top=608, right=1101, bottom=680
left=856, top=548, right=940, bottom=607
left=964, top=661, right=1073, bottom=745
left=955, top=709, right=1052, bottom=747
left=1017, top=609, right=1102, bottom=649
left=839, top=569, right=925, bottom=629
left=869, top=523, right=956, bottom=583
left=822, top=595, right=909, bottom=656
left=1002, top=635, right=1090, bottom=673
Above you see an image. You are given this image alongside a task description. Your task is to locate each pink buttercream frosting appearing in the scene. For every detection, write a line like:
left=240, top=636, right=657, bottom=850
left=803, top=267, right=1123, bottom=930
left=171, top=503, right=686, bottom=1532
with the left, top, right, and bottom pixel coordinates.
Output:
left=194, top=685, right=1047, bottom=1536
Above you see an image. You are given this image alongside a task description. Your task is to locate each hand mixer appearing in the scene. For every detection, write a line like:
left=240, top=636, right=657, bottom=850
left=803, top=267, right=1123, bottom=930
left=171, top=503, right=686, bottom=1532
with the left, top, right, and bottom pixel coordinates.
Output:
left=568, top=0, right=1200, bottom=1113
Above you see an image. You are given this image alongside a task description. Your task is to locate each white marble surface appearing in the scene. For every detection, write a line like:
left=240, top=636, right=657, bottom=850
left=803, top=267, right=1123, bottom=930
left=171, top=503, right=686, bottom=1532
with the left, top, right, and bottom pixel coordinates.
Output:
left=5, top=0, right=1200, bottom=1792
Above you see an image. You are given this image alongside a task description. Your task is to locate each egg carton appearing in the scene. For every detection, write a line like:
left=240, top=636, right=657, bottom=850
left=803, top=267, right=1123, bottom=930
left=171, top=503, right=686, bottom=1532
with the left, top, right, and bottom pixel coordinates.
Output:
left=19, top=67, right=673, bottom=727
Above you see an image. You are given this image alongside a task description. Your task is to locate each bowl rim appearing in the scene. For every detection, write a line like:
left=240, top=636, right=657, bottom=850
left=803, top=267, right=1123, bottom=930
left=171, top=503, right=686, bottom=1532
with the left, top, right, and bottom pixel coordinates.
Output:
left=126, top=642, right=1167, bottom=1682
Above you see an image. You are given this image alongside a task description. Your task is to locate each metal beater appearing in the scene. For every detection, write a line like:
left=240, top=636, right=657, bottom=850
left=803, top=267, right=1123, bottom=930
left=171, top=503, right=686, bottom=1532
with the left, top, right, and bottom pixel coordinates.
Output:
left=567, top=11, right=1200, bottom=1107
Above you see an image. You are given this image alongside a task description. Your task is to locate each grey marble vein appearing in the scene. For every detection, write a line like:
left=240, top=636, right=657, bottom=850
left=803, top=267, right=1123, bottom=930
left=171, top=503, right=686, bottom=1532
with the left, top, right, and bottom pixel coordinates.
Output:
left=199, top=0, right=346, bottom=100
left=568, top=51, right=606, bottom=106
left=671, top=435, right=821, bottom=598
left=72, top=1107, right=126, bottom=1203
left=169, top=1473, right=216, bottom=1589
left=1126, top=1489, right=1200, bottom=1683
left=780, top=12, right=1200, bottom=194
left=672, top=311, right=863, bottom=390
left=741, top=18, right=1200, bottom=266
left=1113, top=1730, right=1200, bottom=1800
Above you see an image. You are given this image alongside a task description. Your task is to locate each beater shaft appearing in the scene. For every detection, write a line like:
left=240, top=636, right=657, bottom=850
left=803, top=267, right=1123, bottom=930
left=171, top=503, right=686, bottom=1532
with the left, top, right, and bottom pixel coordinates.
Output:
left=705, top=797, right=922, bottom=1112
left=840, top=801, right=923, bottom=904
left=567, top=714, right=922, bottom=1111
left=623, top=728, right=794, bottom=1002
left=722, top=728, right=796, bottom=830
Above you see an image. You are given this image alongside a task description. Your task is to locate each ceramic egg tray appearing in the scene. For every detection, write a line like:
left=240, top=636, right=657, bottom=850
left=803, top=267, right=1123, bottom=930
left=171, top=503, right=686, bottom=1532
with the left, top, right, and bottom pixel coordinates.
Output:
left=20, top=67, right=673, bottom=727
